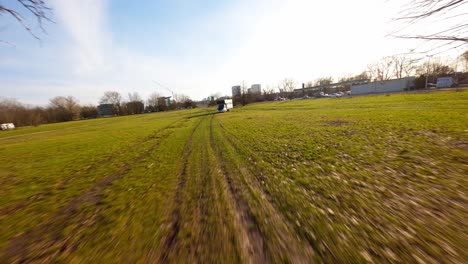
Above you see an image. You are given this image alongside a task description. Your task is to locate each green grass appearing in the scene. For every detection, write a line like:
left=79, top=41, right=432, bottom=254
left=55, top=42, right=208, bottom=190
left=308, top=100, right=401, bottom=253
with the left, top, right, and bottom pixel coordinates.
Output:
left=0, top=90, right=467, bottom=263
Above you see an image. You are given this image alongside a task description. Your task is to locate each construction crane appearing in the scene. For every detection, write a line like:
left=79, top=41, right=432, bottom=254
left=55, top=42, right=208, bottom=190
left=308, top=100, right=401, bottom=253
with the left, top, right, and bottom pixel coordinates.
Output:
left=153, top=80, right=174, bottom=99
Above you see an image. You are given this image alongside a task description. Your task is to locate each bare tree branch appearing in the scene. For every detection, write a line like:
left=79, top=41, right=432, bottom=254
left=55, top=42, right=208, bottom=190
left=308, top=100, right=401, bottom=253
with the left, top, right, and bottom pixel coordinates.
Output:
left=392, top=0, right=468, bottom=46
left=397, top=35, right=468, bottom=42
left=0, top=0, right=53, bottom=40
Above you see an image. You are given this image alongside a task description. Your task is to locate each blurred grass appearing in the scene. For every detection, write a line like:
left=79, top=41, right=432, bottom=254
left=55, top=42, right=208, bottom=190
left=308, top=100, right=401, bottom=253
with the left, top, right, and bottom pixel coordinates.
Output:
left=0, top=90, right=466, bottom=263
left=214, top=90, right=468, bottom=262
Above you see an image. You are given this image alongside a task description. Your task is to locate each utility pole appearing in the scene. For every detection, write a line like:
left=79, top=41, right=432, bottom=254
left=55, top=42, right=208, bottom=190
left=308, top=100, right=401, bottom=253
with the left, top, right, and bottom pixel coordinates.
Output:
left=425, top=55, right=433, bottom=89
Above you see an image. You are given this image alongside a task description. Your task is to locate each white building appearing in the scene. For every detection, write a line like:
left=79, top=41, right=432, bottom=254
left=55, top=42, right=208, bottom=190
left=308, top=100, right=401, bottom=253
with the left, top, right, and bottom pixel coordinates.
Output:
left=351, top=77, right=415, bottom=95
left=249, top=84, right=262, bottom=94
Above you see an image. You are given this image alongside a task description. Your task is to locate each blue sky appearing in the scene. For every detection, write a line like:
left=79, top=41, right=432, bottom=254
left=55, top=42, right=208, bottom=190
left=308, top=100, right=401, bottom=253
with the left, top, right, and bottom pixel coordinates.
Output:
left=0, top=0, right=465, bottom=105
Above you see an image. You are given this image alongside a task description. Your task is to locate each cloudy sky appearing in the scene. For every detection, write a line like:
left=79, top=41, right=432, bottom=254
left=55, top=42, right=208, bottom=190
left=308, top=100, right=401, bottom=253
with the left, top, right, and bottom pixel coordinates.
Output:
left=0, top=0, right=465, bottom=105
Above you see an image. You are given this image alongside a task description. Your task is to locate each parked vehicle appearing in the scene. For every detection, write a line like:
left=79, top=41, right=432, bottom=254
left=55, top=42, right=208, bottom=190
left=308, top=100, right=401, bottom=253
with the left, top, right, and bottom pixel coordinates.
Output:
left=436, top=77, right=456, bottom=88
left=217, top=99, right=233, bottom=113
left=0, top=123, right=15, bottom=130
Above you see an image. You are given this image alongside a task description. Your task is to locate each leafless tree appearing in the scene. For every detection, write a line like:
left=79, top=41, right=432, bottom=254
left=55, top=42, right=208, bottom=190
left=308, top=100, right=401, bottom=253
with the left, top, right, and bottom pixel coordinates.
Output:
left=338, top=72, right=369, bottom=83
left=314, top=77, right=334, bottom=86
left=263, top=85, right=276, bottom=101
left=392, top=55, right=417, bottom=78
left=49, top=96, right=80, bottom=121
left=172, top=93, right=194, bottom=109
left=415, top=59, right=455, bottom=76
left=100, top=91, right=122, bottom=105
left=461, top=50, right=468, bottom=71
left=99, top=91, right=122, bottom=115
left=127, top=92, right=142, bottom=103
left=126, top=92, right=144, bottom=114
left=0, top=97, right=49, bottom=126
left=239, top=81, right=249, bottom=95
left=80, top=105, right=98, bottom=119
left=0, top=0, right=53, bottom=40
left=367, top=57, right=395, bottom=81
left=279, top=78, right=297, bottom=92
left=305, top=81, right=315, bottom=88
left=393, top=0, right=468, bottom=43
left=173, top=93, right=190, bottom=103
left=238, top=81, right=249, bottom=106
left=279, top=78, right=297, bottom=99
left=147, top=92, right=161, bottom=111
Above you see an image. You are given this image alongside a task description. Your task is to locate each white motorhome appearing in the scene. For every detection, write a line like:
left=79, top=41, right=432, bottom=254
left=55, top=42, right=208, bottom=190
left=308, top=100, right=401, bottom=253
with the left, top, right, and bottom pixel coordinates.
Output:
left=0, top=123, right=15, bottom=130
left=436, top=77, right=455, bottom=88
left=216, top=99, right=233, bottom=113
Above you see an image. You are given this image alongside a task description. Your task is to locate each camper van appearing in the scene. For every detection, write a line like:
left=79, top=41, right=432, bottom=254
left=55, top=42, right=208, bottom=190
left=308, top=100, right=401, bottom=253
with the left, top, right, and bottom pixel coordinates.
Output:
left=0, top=123, right=15, bottom=130
left=436, top=77, right=455, bottom=88
left=216, top=99, right=233, bottom=113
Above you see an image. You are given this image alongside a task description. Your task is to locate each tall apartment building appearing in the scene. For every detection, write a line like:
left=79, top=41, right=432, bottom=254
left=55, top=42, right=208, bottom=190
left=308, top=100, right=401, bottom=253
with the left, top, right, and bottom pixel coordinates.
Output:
left=250, top=84, right=262, bottom=94
left=232, top=85, right=241, bottom=97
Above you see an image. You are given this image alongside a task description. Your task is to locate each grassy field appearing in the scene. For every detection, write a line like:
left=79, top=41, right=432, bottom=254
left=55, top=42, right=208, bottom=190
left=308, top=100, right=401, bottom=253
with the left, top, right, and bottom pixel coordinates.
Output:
left=0, top=90, right=467, bottom=263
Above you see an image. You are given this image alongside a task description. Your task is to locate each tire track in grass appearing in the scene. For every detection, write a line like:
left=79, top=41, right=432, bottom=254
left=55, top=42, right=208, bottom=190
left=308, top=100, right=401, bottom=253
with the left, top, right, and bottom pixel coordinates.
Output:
left=213, top=116, right=316, bottom=262
left=156, top=117, right=204, bottom=263
left=208, top=115, right=267, bottom=263
left=0, top=119, right=186, bottom=219
left=0, top=120, right=187, bottom=263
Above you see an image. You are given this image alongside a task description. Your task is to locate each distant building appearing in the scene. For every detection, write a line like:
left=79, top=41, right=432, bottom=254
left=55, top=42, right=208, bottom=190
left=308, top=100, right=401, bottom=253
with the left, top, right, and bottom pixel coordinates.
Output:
left=250, top=84, right=262, bottom=94
left=351, top=77, right=415, bottom=95
left=97, top=104, right=115, bottom=116
left=232, top=85, right=241, bottom=97
left=294, top=79, right=370, bottom=96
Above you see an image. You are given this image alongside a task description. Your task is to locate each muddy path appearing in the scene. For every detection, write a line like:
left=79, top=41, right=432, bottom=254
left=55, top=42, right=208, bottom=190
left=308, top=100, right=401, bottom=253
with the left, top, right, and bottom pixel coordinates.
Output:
left=156, top=117, right=204, bottom=262
left=208, top=115, right=268, bottom=263
left=211, top=115, right=316, bottom=263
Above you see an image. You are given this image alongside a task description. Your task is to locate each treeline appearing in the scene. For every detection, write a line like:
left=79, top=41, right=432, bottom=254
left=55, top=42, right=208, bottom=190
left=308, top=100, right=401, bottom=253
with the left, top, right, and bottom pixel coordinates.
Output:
left=0, top=96, right=89, bottom=127
left=0, top=91, right=195, bottom=128
left=231, top=53, right=468, bottom=106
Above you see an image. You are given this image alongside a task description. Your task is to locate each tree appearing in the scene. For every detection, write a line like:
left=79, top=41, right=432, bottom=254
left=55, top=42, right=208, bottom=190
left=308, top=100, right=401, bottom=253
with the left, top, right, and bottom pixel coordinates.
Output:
left=263, top=85, right=276, bottom=101
left=239, top=81, right=250, bottom=106
left=338, top=72, right=369, bottom=83
left=314, top=77, right=334, bottom=86
left=461, top=50, right=468, bottom=71
left=80, top=105, right=98, bottom=119
left=367, top=57, right=394, bottom=81
left=414, top=59, right=455, bottom=88
left=100, top=91, right=122, bottom=105
left=391, top=55, right=417, bottom=79
left=49, top=96, right=80, bottom=122
left=305, top=81, right=315, bottom=88
left=99, top=91, right=122, bottom=115
left=147, top=92, right=161, bottom=112
left=279, top=78, right=297, bottom=99
left=126, top=92, right=144, bottom=114
left=127, top=92, right=142, bottom=103
left=0, top=98, right=46, bottom=126
left=393, top=0, right=468, bottom=43
left=0, top=0, right=53, bottom=40
left=173, top=93, right=190, bottom=104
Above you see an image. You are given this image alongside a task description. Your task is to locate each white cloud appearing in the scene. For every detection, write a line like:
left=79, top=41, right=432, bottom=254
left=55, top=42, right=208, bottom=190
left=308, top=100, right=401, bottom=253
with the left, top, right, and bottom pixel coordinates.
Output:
left=51, top=0, right=111, bottom=75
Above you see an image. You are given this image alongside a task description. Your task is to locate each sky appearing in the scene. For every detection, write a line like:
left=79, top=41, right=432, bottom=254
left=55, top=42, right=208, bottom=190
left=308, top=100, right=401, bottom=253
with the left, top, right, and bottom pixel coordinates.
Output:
left=0, top=0, right=466, bottom=105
